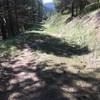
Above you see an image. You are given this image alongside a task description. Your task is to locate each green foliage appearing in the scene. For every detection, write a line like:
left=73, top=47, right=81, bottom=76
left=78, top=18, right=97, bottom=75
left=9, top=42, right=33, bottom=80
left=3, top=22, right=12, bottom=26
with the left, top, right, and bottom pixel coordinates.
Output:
left=0, top=0, right=44, bottom=39
left=53, top=0, right=71, bottom=14
left=53, top=0, right=61, bottom=12
left=53, top=0, right=100, bottom=16
left=83, top=2, right=100, bottom=14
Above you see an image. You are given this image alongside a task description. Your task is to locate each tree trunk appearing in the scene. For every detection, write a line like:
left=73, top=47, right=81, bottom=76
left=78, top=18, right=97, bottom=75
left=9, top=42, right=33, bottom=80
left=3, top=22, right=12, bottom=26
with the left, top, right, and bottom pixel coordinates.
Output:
left=14, top=0, right=19, bottom=34
left=6, top=0, right=15, bottom=37
left=0, top=17, right=7, bottom=40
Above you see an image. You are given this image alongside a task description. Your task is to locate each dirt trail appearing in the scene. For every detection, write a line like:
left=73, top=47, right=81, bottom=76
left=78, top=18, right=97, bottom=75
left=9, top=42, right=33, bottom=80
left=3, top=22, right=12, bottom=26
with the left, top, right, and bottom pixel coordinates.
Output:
left=0, top=31, right=100, bottom=100
left=0, top=47, right=44, bottom=100
left=0, top=47, right=99, bottom=100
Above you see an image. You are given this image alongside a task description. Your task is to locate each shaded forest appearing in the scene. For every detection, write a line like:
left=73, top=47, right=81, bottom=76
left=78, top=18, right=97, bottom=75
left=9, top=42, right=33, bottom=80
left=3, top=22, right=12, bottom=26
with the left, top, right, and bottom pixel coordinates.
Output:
left=0, top=0, right=44, bottom=39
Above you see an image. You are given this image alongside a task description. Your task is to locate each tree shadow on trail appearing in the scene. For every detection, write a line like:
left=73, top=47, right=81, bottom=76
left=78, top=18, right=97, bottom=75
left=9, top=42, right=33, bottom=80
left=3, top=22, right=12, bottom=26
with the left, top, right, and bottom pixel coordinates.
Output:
left=36, top=62, right=100, bottom=100
left=0, top=61, right=100, bottom=100
left=0, top=67, right=15, bottom=100
left=11, top=32, right=90, bottom=57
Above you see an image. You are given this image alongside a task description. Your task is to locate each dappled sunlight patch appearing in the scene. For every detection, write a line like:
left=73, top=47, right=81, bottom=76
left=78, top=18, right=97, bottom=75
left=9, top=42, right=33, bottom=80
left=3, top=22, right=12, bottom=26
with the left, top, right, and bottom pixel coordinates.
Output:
left=9, top=79, right=18, bottom=85
left=0, top=43, right=7, bottom=49
left=10, top=48, right=39, bottom=68
left=62, top=92, right=76, bottom=100
left=61, top=85, right=78, bottom=93
left=8, top=92, right=24, bottom=100
left=15, top=72, right=39, bottom=82
left=80, top=69, right=100, bottom=79
left=74, top=80, right=92, bottom=88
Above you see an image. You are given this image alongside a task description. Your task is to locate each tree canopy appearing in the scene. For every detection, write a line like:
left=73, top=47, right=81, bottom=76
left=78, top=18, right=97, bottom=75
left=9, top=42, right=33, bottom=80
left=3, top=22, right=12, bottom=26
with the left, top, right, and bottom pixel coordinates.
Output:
left=0, top=0, right=44, bottom=39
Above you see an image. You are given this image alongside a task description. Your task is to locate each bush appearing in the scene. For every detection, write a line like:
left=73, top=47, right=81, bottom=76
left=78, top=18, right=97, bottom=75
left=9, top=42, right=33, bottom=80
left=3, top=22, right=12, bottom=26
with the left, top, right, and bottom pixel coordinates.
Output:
left=83, top=2, right=100, bottom=14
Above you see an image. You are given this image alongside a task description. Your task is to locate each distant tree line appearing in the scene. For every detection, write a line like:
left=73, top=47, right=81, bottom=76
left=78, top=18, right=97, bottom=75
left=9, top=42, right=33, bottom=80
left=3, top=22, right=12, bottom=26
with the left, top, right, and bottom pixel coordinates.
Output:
left=0, top=0, right=44, bottom=40
left=53, top=0, right=100, bottom=17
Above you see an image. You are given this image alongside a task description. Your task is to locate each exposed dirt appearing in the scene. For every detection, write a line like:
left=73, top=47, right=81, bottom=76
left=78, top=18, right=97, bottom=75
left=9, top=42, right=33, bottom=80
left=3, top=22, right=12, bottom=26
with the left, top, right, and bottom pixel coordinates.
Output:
left=0, top=34, right=99, bottom=100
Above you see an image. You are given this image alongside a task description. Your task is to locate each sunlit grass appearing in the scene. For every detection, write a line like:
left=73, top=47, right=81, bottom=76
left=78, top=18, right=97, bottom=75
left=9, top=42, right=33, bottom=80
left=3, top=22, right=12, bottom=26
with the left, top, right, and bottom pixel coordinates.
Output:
left=45, top=13, right=97, bottom=51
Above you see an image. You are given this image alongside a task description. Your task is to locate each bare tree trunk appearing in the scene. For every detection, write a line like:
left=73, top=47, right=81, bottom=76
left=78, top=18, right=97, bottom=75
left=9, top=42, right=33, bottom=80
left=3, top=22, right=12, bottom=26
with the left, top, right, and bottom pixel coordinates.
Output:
left=0, top=17, right=7, bottom=40
left=6, top=0, right=15, bottom=37
left=14, top=0, right=19, bottom=34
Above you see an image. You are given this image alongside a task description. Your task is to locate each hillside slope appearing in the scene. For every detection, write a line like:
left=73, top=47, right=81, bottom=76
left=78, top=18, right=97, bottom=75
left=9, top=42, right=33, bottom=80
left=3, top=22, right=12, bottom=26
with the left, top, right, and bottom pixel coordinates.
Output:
left=45, top=9, right=100, bottom=69
left=46, top=9, right=100, bottom=46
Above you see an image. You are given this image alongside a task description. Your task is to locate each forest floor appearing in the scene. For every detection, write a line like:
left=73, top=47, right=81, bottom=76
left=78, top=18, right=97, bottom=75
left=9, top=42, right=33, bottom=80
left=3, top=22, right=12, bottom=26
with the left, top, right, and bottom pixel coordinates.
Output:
left=0, top=11, right=100, bottom=100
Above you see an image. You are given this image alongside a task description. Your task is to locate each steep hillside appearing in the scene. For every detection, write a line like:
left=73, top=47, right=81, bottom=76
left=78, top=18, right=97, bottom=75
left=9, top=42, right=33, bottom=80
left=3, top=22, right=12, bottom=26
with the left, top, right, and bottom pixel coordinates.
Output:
left=45, top=9, right=100, bottom=69
left=46, top=10, right=100, bottom=46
